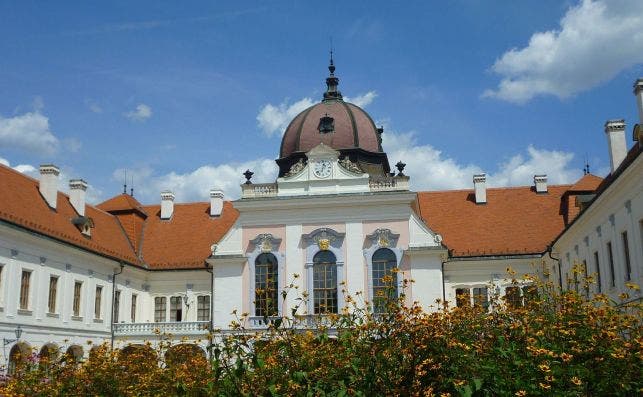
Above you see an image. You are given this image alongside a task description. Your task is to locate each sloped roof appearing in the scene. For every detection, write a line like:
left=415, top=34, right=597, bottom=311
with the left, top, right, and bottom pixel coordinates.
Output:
left=97, top=193, right=148, bottom=217
left=417, top=185, right=575, bottom=257
left=139, top=202, right=239, bottom=269
left=0, top=164, right=139, bottom=264
left=568, top=173, right=603, bottom=192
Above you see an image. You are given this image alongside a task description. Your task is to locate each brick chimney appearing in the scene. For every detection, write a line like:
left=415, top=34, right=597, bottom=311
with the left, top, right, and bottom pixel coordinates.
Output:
left=69, top=179, right=88, bottom=216
left=473, top=174, right=486, bottom=204
left=39, top=164, right=60, bottom=209
left=604, top=119, right=627, bottom=172
left=160, top=191, right=175, bottom=220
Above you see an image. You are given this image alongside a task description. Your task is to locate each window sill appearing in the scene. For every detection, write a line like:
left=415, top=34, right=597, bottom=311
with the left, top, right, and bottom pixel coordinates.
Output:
left=17, top=309, right=32, bottom=316
left=46, top=312, right=60, bottom=318
left=93, top=318, right=103, bottom=323
left=71, top=315, right=83, bottom=321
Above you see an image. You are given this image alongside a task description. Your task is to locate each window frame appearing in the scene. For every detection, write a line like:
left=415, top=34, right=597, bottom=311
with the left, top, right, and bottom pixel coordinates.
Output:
left=312, top=250, right=339, bottom=314
left=113, top=290, right=120, bottom=323
left=371, top=248, right=400, bottom=313
left=94, top=285, right=103, bottom=319
left=607, top=241, right=616, bottom=287
left=48, top=275, right=59, bottom=314
left=303, top=228, right=346, bottom=315
left=154, top=296, right=167, bottom=323
left=621, top=231, right=631, bottom=281
left=19, top=270, right=31, bottom=311
left=247, top=233, right=284, bottom=320
left=72, top=281, right=83, bottom=318
left=130, top=294, right=137, bottom=323
left=169, top=296, right=183, bottom=322
left=363, top=228, right=403, bottom=313
left=197, top=295, right=210, bottom=321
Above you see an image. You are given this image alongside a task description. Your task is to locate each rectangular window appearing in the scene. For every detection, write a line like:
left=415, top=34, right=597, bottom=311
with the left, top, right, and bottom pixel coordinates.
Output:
left=154, top=297, right=167, bottom=322
left=94, top=286, right=102, bottom=319
left=455, top=288, right=471, bottom=308
left=19, top=270, right=31, bottom=310
left=113, top=290, right=120, bottom=323
left=472, top=287, right=489, bottom=310
left=170, top=296, right=183, bottom=322
left=607, top=242, right=615, bottom=287
left=622, top=231, right=631, bottom=281
left=594, top=251, right=602, bottom=293
left=197, top=295, right=210, bottom=321
left=72, top=281, right=82, bottom=317
left=505, top=286, right=522, bottom=308
left=48, top=276, right=58, bottom=313
left=130, top=294, right=137, bottom=323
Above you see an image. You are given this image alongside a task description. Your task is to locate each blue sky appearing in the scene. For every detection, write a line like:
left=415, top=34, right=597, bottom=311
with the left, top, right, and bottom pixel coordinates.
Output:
left=1, top=0, right=642, bottom=203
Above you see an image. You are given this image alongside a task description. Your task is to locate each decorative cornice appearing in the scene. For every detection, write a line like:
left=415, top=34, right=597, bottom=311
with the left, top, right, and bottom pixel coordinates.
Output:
left=303, top=228, right=345, bottom=251
left=250, top=233, right=282, bottom=253
left=366, top=228, right=400, bottom=248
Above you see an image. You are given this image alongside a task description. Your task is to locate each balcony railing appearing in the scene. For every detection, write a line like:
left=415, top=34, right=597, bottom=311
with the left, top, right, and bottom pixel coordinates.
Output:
left=241, top=183, right=278, bottom=198
left=113, top=321, right=210, bottom=336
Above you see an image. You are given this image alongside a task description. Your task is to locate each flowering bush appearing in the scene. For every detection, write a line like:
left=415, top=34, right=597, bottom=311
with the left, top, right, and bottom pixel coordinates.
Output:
left=1, top=269, right=641, bottom=396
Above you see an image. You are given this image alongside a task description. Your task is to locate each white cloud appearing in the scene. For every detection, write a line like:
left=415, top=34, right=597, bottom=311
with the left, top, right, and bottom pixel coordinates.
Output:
left=345, top=91, right=377, bottom=107
left=63, top=137, right=83, bottom=153
left=124, top=103, right=152, bottom=122
left=114, top=159, right=279, bottom=203
left=483, top=0, right=643, bottom=103
left=383, top=131, right=582, bottom=190
left=0, top=111, right=59, bottom=155
left=0, top=156, right=38, bottom=177
left=257, top=97, right=314, bottom=137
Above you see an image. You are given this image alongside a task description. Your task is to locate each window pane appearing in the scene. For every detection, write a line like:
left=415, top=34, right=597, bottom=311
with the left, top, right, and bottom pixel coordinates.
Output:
left=94, top=286, right=102, bottom=319
left=19, top=271, right=30, bottom=310
left=472, top=287, right=489, bottom=310
left=594, top=251, right=602, bottom=293
left=622, top=232, right=631, bottom=281
left=73, top=282, right=82, bottom=317
left=372, top=248, right=398, bottom=313
left=254, top=253, right=279, bottom=317
left=131, top=294, right=137, bottom=322
left=48, top=276, right=58, bottom=313
left=197, top=295, right=210, bottom=321
left=607, top=242, right=615, bottom=287
left=505, top=286, right=522, bottom=308
left=313, top=251, right=337, bottom=314
left=113, top=291, right=120, bottom=323
left=170, top=296, right=182, bottom=322
left=523, top=285, right=538, bottom=304
left=154, top=297, right=166, bottom=322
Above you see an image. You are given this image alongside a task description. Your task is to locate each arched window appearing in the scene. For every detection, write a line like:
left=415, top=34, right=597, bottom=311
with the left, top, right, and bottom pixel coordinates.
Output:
left=372, top=248, right=398, bottom=313
left=8, top=342, right=31, bottom=375
left=313, top=250, right=338, bottom=314
left=255, top=253, right=278, bottom=317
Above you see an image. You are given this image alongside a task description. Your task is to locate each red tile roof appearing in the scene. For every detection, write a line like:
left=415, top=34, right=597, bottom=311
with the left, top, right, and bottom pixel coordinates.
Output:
left=0, top=164, right=139, bottom=264
left=138, top=202, right=238, bottom=269
left=417, top=184, right=578, bottom=257
left=568, top=173, right=603, bottom=191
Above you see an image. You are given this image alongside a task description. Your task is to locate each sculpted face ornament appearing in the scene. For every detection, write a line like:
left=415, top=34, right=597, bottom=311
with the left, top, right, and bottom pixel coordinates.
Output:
left=318, top=239, right=330, bottom=251
left=369, top=228, right=399, bottom=249
left=259, top=234, right=275, bottom=253
left=312, top=229, right=337, bottom=251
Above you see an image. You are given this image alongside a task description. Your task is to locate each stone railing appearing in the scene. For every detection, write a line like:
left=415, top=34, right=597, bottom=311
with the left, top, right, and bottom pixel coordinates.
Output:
left=241, top=183, right=278, bottom=198
left=113, top=321, right=210, bottom=336
left=369, top=176, right=410, bottom=192
left=247, top=316, right=283, bottom=329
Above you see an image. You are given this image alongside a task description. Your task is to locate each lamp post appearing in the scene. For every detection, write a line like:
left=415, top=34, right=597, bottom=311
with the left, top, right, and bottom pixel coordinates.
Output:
left=3, top=325, right=23, bottom=346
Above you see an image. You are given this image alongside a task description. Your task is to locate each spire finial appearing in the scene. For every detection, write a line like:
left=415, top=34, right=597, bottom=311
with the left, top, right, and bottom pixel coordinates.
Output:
left=329, top=38, right=335, bottom=75
left=323, top=41, right=342, bottom=101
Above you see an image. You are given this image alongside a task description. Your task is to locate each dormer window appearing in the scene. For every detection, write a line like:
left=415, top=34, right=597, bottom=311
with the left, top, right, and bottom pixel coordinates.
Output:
left=318, top=114, right=334, bottom=134
left=71, top=216, right=94, bottom=237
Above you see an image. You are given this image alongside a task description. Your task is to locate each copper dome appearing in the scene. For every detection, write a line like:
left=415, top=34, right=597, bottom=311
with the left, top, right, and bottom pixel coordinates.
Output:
left=276, top=57, right=390, bottom=177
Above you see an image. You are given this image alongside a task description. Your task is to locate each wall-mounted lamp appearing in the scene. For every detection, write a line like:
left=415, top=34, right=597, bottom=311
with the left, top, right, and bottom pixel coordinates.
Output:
left=3, top=325, right=23, bottom=346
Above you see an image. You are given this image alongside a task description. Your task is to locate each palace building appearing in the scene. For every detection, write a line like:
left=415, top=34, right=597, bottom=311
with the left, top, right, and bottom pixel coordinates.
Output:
left=1, top=61, right=641, bottom=371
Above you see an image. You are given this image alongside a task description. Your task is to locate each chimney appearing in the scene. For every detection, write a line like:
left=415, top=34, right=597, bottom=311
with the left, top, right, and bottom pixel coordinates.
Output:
left=209, top=189, right=224, bottom=217
left=160, top=191, right=175, bottom=220
left=604, top=119, right=627, bottom=172
left=473, top=174, right=486, bottom=204
left=39, top=164, right=60, bottom=209
left=534, top=174, right=548, bottom=194
left=69, top=179, right=88, bottom=216
left=634, top=78, right=643, bottom=126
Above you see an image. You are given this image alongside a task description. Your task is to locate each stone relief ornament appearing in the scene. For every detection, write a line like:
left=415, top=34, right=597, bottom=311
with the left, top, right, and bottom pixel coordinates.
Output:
left=339, top=156, right=363, bottom=174
left=285, top=158, right=306, bottom=177
left=368, top=228, right=400, bottom=248
left=250, top=233, right=282, bottom=254
left=312, top=229, right=337, bottom=251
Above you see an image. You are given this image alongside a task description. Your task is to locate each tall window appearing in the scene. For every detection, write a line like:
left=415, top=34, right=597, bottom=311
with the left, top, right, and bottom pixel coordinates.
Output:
left=154, top=297, right=167, bottom=322
left=72, top=281, right=82, bottom=317
left=197, top=295, right=210, bottom=321
left=607, top=242, right=615, bottom=287
left=94, top=286, right=102, bottom=319
left=455, top=288, right=471, bottom=308
left=19, top=270, right=31, bottom=310
left=594, top=251, right=602, bottom=293
left=582, top=260, right=589, bottom=298
left=313, top=251, right=337, bottom=314
left=48, top=276, right=58, bottom=313
left=473, top=287, right=489, bottom=310
left=505, top=286, right=522, bottom=308
left=254, top=253, right=278, bottom=317
left=371, top=248, right=398, bottom=313
left=130, top=294, right=137, bottom=322
left=622, top=231, right=631, bottom=281
left=113, top=290, right=120, bottom=323
left=170, top=296, right=182, bottom=322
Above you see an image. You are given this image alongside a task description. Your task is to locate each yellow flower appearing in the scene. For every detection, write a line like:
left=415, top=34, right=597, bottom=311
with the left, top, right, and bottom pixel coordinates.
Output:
left=515, top=391, right=527, bottom=396
left=539, top=382, right=551, bottom=390
left=538, top=363, right=551, bottom=373
left=624, top=282, right=640, bottom=291
left=453, top=379, right=466, bottom=386
left=571, top=376, right=582, bottom=386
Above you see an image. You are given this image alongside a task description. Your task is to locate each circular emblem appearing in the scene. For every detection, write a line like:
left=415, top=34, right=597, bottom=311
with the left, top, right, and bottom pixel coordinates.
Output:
left=313, top=160, right=332, bottom=178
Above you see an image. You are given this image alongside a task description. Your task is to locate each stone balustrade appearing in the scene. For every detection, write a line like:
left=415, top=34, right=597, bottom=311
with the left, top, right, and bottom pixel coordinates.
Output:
left=113, top=321, right=210, bottom=336
left=241, top=183, right=278, bottom=198
left=368, top=176, right=410, bottom=192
